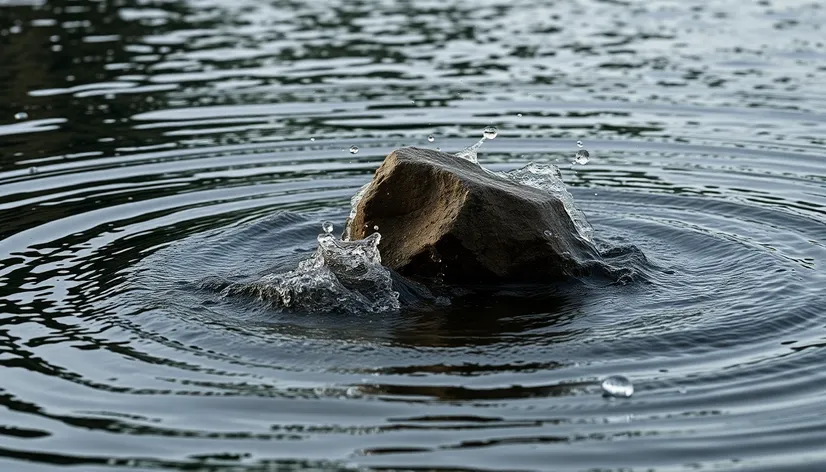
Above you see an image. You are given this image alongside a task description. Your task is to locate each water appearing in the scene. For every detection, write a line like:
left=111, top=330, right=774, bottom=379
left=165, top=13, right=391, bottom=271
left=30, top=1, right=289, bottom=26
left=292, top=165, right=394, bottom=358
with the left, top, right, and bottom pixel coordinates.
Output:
left=2, top=0, right=826, bottom=471
left=503, top=162, right=594, bottom=241
left=574, top=149, right=590, bottom=165
left=483, top=125, right=498, bottom=140
left=601, top=375, right=634, bottom=398
left=199, top=224, right=400, bottom=315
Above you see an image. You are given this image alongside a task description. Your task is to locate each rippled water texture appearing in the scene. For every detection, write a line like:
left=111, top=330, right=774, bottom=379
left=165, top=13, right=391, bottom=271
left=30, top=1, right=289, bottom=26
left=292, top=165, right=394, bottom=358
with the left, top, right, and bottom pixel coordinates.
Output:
left=2, top=0, right=826, bottom=470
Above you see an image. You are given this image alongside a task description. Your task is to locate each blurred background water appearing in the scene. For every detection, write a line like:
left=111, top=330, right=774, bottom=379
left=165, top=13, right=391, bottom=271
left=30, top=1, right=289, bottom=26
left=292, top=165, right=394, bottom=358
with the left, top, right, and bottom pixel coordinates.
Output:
left=1, top=0, right=826, bottom=470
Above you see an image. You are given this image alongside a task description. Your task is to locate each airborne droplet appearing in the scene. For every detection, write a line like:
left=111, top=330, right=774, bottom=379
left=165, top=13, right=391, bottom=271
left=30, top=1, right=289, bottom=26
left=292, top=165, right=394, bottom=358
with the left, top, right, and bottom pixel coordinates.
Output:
left=483, top=125, right=498, bottom=140
left=575, top=149, right=590, bottom=165
left=14, top=112, right=28, bottom=120
left=576, top=140, right=583, bottom=148
left=349, top=145, right=359, bottom=154
left=601, top=375, right=634, bottom=398
left=322, top=221, right=334, bottom=234
left=427, top=134, right=435, bottom=143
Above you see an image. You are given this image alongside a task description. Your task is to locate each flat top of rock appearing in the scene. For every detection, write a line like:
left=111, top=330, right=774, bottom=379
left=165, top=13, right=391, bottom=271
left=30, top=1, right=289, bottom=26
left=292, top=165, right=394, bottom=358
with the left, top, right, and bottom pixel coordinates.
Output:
left=387, top=147, right=553, bottom=202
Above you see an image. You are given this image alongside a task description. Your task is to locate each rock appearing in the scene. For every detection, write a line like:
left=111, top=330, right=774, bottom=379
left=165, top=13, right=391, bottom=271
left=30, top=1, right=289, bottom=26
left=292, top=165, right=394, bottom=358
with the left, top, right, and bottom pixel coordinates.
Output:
left=346, top=147, right=602, bottom=284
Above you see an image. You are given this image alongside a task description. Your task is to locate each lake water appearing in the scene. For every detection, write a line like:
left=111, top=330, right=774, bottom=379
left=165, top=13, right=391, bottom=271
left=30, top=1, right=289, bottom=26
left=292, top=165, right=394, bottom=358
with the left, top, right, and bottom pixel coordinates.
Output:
left=2, top=0, right=826, bottom=470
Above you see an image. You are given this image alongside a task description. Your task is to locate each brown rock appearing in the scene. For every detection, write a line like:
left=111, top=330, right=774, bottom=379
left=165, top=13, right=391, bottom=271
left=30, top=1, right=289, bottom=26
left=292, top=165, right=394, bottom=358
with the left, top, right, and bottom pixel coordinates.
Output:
left=347, top=147, right=601, bottom=283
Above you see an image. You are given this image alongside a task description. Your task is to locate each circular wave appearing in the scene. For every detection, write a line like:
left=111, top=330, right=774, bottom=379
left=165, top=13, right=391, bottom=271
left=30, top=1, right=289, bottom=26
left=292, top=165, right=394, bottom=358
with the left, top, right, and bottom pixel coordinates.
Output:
left=2, top=134, right=825, bottom=471
left=2, top=0, right=826, bottom=469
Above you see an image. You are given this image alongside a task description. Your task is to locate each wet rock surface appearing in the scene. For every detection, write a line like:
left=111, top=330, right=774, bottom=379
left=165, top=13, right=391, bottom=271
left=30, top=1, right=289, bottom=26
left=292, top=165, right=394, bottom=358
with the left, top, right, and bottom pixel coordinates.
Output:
left=347, top=147, right=602, bottom=283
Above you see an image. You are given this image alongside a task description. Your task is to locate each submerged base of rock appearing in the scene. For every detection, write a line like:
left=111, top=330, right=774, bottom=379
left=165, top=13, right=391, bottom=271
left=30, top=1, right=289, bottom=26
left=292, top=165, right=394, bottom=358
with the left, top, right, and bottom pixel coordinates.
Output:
left=345, top=147, right=602, bottom=284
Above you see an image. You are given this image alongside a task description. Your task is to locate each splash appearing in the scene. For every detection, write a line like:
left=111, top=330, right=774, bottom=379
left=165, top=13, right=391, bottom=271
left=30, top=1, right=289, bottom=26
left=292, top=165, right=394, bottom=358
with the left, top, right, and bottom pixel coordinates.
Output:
left=455, top=125, right=498, bottom=164
left=217, top=226, right=400, bottom=314
left=453, top=128, right=593, bottom=241
left=455, top=137, right=485, bottom=164
left=344, top=182, right=371, bottom=241
left=501, top=162, right=594, bottom=242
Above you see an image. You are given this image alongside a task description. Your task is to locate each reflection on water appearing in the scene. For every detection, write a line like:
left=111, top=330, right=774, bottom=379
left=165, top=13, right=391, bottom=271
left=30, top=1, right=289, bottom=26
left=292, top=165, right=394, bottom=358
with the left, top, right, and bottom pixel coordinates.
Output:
left=2, top=0, right=826, bottom=470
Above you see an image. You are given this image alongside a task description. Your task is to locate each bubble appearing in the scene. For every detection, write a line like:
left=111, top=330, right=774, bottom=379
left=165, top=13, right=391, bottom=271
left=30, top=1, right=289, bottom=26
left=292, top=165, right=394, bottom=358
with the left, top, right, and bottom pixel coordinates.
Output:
left=574, top=149, right=590, bottom=165
left=543, top=230, right=553, bottom=238
left=349, top=145, right=359, bottom=154
left=601, top=375, right=634, bottom=398
left=14, top=112, right=28, bottom=120
left=427, top=134, right=435, bottom=143
left=576, top=140, right=583, bottom=148
left=322, top=221, right=334, bottom=234
left=483, top=125, right=498, bottom=140
left=372, top=225, right=379, bottom=231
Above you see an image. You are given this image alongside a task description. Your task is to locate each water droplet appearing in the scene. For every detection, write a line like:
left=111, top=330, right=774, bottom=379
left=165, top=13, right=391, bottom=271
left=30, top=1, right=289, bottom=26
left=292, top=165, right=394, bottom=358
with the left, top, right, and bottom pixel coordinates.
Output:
left=436, top=147, right=441, bottom=151
left=372, top=225, right=379, bottom=231
left=14, top=112, right=28, bottom=120
left=517, top=113, right=523, bottom=117
left=349, top=145, right=359, bottom=154
left=576, top=140, right=583, bottom=148
left=322, top=221, right=334, bottom=234
left=601, top=375, right=634, bottom=398
left=575, top=149, right=590, bottom=165
left=310, top=137, right=315, bottom=142
left=28, top=166, right=38, bottom=175
left=543, top=230, right=553, bottom=238
left=483, top=125, right=498, bottom=140
left=427, top=134, right=435, bottom=143
left=9, top=25, right=21, bottom=34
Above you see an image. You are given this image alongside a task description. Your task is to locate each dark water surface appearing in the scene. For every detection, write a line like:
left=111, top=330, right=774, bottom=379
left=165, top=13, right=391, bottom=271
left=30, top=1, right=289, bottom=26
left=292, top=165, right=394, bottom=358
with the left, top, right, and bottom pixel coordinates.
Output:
left=2, top=0, right=826, bottom=470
